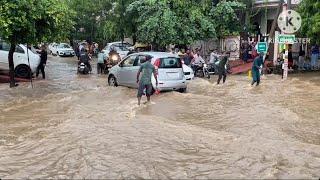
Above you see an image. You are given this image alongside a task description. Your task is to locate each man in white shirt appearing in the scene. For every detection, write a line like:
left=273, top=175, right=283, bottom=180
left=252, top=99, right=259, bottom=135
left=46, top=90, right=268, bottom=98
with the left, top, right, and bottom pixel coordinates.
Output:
left=191, top=49, right=205, bottom=74
left=209, top=49, right=220, bottom=64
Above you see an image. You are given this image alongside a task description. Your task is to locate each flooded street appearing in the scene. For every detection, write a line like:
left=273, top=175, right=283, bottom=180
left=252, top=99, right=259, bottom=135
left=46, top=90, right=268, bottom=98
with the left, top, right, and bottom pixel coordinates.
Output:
left=0, top=55, right=320, bottom=179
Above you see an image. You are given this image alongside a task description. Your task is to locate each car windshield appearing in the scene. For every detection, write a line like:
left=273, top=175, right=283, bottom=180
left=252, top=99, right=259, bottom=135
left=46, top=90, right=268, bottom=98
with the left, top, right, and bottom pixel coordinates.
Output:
left=104, top=43, right=130, bottom=51
left=155, top=57, right=182, bottom=68
left=58, top=44, right=71, bottom=48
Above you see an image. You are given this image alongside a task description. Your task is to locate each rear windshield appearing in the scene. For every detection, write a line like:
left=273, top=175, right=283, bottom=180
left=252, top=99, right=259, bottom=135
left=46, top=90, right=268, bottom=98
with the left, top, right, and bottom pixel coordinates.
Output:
left=155, top=57, right=182, bottom=68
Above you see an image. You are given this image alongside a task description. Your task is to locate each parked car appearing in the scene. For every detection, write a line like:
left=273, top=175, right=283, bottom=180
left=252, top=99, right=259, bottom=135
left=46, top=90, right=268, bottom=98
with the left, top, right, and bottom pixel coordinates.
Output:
left=48, top=43, right=58, bottom=54
left=51, top=43, right=75, bottom=57
left=102, top=42, right=133, bottom=60
left=182, top=64, right=194, bottom=80
left=108, top=52, right=187, bottom=92
left=0, top=41, right=40, bottom=78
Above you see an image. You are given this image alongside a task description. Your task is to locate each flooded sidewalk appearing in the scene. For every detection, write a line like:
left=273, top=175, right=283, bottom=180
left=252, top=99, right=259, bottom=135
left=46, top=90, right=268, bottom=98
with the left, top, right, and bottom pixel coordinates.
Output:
left=0, top=56, right=320, bottom=179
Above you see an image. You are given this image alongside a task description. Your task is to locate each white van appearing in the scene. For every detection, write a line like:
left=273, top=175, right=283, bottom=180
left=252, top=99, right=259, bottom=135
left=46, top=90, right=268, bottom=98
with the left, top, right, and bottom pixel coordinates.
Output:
left=0, top=41, right=40, bottom=78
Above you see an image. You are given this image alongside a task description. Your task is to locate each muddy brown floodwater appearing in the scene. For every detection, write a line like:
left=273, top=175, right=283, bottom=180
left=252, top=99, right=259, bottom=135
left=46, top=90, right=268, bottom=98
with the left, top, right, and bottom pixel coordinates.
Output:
left=0, top=55, right=320, bottom=179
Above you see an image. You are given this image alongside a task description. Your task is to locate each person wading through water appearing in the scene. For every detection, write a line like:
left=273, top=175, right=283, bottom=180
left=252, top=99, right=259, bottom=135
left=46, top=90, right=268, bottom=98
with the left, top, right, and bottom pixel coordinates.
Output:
left=36, top=45, right=48, bottom=79
left=217, top=51, right=230, bottom=85
left=251, top=52, right=264, bottom=86
left=136, top=55, right=158, bottom=105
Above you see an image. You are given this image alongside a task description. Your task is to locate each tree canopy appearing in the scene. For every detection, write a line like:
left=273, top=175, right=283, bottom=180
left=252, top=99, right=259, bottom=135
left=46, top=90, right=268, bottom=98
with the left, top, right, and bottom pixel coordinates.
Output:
left=0, top=0, right=74, bottom=44
left=68, top=0, right=245, bottom=47
left=298, top=0, right=320, bottom=44
left=0, top=0, right=74, bottom=87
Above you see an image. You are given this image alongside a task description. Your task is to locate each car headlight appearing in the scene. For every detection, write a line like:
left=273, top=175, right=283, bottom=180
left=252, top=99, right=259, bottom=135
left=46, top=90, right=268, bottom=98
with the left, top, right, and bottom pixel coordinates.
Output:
left=111, top=55, right=118, bottom=61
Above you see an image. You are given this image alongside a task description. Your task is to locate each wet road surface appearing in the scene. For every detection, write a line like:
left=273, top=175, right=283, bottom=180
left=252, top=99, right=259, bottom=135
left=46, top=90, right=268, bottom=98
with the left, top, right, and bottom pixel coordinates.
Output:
left=0, top=55, right=320, bottom=178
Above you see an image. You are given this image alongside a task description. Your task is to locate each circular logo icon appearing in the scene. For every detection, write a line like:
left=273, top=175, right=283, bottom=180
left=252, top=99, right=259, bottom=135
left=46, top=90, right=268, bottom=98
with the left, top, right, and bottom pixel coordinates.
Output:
left=278, top=10, right=301, bottom=34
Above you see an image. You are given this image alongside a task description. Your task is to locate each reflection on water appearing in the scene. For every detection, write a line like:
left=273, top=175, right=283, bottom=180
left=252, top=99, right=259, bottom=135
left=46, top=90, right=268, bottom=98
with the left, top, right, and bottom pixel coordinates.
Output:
left=0, top=56, right=320, bottom=178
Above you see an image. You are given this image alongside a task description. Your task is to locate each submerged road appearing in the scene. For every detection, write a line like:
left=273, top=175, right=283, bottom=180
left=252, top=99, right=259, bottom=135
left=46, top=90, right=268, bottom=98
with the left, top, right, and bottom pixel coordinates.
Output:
left=0, top=55, right=320, bottom=178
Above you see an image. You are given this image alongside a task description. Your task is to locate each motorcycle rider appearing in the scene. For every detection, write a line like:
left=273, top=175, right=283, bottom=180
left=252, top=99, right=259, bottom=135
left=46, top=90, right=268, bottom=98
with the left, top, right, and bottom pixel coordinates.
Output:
left=108, top=46, right=120, bottom=65
left=191, top=49, right=205, bottom=75
left=79, top=49, right=92, bottom=73
left=209, top=49, right=220, bottom=72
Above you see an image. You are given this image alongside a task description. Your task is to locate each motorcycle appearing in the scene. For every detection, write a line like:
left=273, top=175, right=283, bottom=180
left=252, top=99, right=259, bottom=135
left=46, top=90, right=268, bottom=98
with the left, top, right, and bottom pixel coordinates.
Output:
left=78, top=62, right=90, bottom=74
left=193, top=63, right=205, bottom=77
left=203, top=63, right=217, bottom=79
left=104, top=52, right=121, bottom=74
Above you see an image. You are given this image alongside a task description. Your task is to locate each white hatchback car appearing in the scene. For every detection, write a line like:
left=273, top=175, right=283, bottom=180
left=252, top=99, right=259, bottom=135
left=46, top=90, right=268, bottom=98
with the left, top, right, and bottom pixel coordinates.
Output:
left=51, top=43, right=75, bottom=57
left=0, top=41, right=40, bottom=78
left=108, top=52, right=187, bottom=92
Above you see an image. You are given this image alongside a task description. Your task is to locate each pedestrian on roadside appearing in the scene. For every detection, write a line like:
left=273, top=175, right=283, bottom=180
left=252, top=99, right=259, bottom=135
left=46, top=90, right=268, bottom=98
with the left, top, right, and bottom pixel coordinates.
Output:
left=36, top=45, right=48, bottom=79
left=311, top=44, right=319, bottom=70
left=136, top=55, right=158, bottom=106
left=288, top=48, right=293, bottom=69
left=217, top=51, right=230, bottom=85
left=75, top=43, right=80, bottom=60
left=298, top=46, right=305, bottom=70
left=251, top=52, right=264, bottom=86
left=97, top=47, right=106, bottom=74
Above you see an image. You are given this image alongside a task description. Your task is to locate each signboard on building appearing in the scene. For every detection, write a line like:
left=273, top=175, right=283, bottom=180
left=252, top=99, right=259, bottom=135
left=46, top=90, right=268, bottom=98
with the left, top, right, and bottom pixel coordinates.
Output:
left=257, top=42, right=268, bottom=53
left=277, top=34, right=296, bottom=44
left=224, top=36, right=240, bottom=61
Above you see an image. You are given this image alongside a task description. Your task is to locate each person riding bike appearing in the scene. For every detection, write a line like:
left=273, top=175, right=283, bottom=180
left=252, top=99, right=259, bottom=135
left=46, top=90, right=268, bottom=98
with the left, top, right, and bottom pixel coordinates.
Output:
left=191, top=49, right=205, bottom=75
left=209, top=49, right=221, bottom=72
left=79, top=49, right=92, bottom=72
left=108, top=46, right=120, bottom=65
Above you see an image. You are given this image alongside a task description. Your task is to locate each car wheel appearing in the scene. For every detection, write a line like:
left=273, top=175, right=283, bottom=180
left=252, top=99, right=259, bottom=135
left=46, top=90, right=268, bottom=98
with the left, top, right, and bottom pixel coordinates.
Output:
left=108, top=75, right=118, bottom=86
left=15, top=65, right=31, bottom=79
left=179, top=88, right=187, bottom=93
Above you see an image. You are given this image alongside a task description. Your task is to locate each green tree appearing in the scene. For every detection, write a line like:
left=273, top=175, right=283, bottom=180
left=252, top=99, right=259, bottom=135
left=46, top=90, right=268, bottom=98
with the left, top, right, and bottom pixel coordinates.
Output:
left=298, top=0, right=320, bottom=44
left=210, top=0, right=245, bottom=38
left=126, top=0, right=222, bottom=49
left=67, top=0, right=113, bottom=43
left=0, top=0, right=74, bottom=87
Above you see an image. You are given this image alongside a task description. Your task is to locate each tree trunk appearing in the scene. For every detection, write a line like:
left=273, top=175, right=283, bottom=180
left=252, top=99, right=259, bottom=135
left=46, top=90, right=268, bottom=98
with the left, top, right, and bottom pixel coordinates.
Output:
left=8, top=43, right=16, bottom=88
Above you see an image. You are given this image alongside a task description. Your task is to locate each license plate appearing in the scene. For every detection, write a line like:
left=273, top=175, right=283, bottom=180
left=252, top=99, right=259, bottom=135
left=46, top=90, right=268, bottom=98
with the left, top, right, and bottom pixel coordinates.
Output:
left=166, top=72, right=179, bottom=79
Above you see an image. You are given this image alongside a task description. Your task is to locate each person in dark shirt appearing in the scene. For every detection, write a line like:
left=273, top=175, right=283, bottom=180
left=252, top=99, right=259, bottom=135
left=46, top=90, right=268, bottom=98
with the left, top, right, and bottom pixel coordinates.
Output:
left=79, top=49, right=92, bottom=72
left=311, top=44, right=319, bottom=70
left=36, top=45, right=48, bottom=79
left=217, top=51, right=230, bottom=85
left=251, top=52, right=264, bottom=86
left=183, top=49, right=193, bottom=66
left=288, top=48, right=293, bottom=69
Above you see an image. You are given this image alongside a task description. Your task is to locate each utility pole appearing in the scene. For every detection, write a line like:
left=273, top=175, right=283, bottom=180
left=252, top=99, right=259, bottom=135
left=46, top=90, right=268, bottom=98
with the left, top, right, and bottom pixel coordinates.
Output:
left=120, top=0, right=125, bottom=45
left=287, top=0, right=291, bottom=10
left=282, top=0, right=291, bottom=80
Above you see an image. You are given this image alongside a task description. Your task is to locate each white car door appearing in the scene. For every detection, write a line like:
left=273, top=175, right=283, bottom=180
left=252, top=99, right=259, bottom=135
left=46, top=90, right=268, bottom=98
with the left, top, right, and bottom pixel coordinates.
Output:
left=117, top=54, right=137, bottom=86
left=0, top=41, right=10, bottom=70
left=14, top=45, right=27, bottom=65
left=128, top=55, right=146, bottom=88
